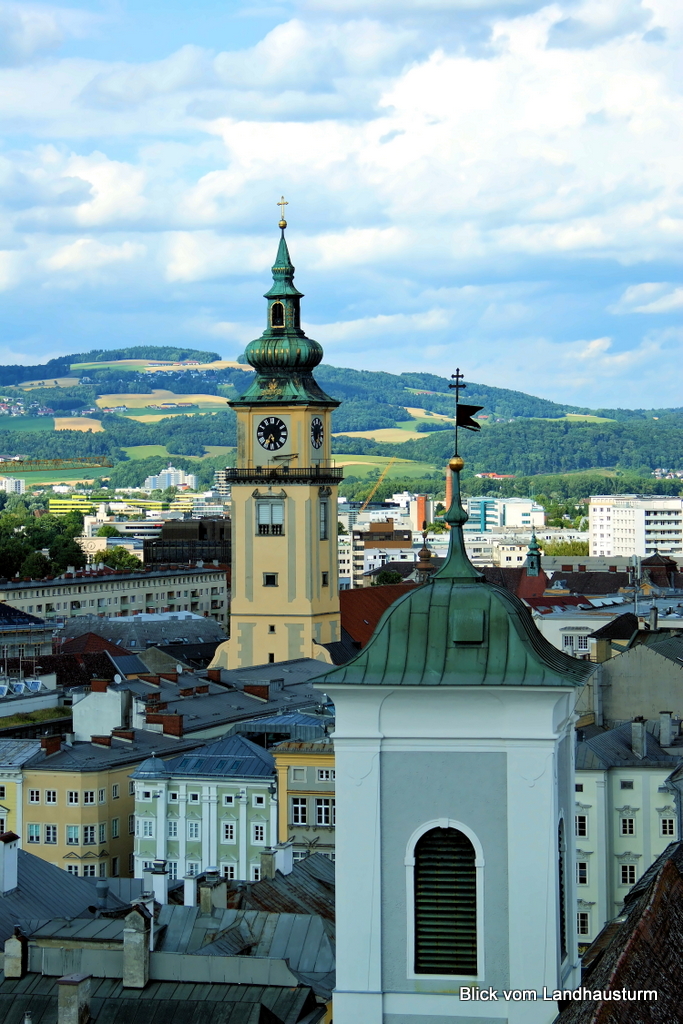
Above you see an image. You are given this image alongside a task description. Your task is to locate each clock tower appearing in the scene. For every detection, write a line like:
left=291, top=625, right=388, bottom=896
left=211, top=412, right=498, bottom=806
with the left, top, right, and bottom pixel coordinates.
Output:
left=222, top=207, right=342, bottom=668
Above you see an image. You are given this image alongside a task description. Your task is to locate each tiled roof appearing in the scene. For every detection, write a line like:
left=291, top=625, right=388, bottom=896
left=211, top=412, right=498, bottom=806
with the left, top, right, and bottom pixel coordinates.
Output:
left=227, top=853, right=335, bottom=922
left=339, top=584, right=417, bottom=647
left=547, top=571, right=632, bottom=594
left=560, top=841, right=683, bottom=1023
left=643, top=634, right=683, bottom=665
left=150, top=642, right=222, bottom=669
left=60, top=632, right=129, bottom=656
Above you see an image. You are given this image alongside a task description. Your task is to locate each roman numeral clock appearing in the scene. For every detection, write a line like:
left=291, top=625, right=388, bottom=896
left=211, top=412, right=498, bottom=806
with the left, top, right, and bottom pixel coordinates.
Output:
left=222, top=201, right=343, bottom=669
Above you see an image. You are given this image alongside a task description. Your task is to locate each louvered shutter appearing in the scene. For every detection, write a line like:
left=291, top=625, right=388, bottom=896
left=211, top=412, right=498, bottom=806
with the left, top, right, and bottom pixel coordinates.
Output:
left=414, top=827, right=477, bottom=975
left=271, top=502, right=284, bottom=525
left=257, top=502, right=271, bottom=526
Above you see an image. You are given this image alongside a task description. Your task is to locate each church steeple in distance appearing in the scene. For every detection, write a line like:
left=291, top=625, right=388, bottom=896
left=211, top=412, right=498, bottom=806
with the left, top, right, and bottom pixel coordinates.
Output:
left=232, top=198, right=338, bottom=408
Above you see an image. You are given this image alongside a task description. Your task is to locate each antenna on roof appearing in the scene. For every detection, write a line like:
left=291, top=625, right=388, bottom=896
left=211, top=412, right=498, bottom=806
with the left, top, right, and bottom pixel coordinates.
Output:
left=114, top=674, right=122, bottom=684
left=176, top=665, right=183, bottom=674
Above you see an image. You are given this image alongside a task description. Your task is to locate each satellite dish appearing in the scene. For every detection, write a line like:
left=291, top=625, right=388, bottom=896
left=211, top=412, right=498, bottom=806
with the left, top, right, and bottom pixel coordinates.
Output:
left=176, top=665, right=183, bottom=674
left=114, top=674, right=122, bottom=684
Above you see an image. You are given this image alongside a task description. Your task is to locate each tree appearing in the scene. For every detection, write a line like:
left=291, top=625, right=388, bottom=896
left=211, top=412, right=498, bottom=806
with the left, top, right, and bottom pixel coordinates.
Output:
left=338, top=521, right=348, bottom=535
left=96, top=524, right=121, bottom=537
left=372, top=569, right=404, bottom=586
left=424, top=521, right=449, bottom=534
left=49, top=537, right=86, bottom=572
left=19, top=552, right=51, bottom=578
left=99, top=547, right=143, bottom=570
left=540, top=540, right=589, bottom=556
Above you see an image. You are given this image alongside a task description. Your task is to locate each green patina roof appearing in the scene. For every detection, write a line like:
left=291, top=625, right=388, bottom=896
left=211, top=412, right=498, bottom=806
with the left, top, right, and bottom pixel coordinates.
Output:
left=318, top=469, right=594, bottom=689
left=233, top=229, right=338, bottom=408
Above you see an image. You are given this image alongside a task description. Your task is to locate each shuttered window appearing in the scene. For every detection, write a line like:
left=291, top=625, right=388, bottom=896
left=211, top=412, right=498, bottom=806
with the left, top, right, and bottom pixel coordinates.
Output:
left=414, top=827, right=477, bottom=975
left=257, top=501, right=284, bottom=535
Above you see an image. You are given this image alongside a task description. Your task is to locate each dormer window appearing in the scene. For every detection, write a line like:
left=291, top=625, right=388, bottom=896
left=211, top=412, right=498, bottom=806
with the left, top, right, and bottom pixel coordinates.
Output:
left=270, top=301, right=285, bottom=327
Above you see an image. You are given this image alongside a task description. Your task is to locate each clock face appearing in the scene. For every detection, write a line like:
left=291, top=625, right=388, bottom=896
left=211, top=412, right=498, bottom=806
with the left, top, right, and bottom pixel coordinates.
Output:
left=311, top=416, right=324, bottom=450
left=257, top=416, right=288, bottom=451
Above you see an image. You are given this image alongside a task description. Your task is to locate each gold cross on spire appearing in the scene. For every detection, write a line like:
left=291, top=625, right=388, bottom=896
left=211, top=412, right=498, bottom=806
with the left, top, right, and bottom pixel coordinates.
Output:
left=277, top=195, right=288, bottom=229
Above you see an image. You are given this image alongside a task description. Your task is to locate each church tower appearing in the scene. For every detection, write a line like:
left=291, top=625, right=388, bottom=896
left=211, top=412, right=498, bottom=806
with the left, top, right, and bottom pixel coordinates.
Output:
left=223, top=207, right=342, bottom=668
left=319, top=455, right=594, bottom=1024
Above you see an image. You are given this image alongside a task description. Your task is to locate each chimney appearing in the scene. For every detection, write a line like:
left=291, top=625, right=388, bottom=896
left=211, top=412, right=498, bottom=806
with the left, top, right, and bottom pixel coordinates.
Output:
left=649, top=606, right=658, bottom=631
left=91, top=735, right=112, bottom=747
left=660, top=711, right=674, bottom=748
left=4, top=926, right=28, bottom=978
left=57, top=973, right=91, bottom=1024
left=631, top=717, right=646, bottom=759
left=195, top=684, right=209, bottom=694
left=183, top=874, right=197, bottom=907
left=261, top=841, right=294, bottom=880
left=0, top=831, right=19, bottom=894
left=41, top=735, right=62, bottom=756
left=199, top=869, right=227, bottom=915
left=95, top=879, right=109, bottom=910
left=260, top=849, right=277, bottom=880
left=206, top=669, right=222, bottom=683
left=90, top=678, right=109, bottom=693
left=445, top=465, right=453, bottom=512
left=150, top=859, right=168, bottom=905
left=123, top=905, right=151, bottom=987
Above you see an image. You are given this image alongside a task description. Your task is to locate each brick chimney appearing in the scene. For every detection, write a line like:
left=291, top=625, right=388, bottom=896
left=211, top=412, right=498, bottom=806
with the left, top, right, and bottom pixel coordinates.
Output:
left=206, top=669, right=222, bottom=683
left=91, top=735, right=112, bottom=747
left=90, top=679, right=109, bottom=693
left=40, top=735, right=62, bottom=757
left=244, top=684, right=270, bottom=701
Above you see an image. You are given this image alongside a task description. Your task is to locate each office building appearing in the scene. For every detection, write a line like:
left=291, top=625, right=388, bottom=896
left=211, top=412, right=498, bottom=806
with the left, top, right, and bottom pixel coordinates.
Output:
left=589, top=495, right=683, bottom=558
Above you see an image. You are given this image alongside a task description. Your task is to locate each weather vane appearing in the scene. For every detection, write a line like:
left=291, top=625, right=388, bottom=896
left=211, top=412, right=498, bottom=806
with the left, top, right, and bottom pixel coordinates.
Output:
left=449, top=368, right=483, bottom=456
left=277, top=196, right=288, bottom=229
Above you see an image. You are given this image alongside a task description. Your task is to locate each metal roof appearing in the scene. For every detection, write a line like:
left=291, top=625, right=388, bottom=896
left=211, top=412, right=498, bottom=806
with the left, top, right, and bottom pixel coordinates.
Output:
left=139, top=735, right=275, bottom=780
left=0, top=849, right=127, bottom=944
left=227, top=853, right=335, bottom=923
left=0, top=739, right=41, bottom=768
left=576, top=722, right=681, bottom=770
left=23, top=731, right=205, bottom=772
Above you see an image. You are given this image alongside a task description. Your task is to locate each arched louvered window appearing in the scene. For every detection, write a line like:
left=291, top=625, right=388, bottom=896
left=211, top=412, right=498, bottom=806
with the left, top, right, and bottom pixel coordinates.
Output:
left=270, top=301, right=285, bottom=327
left=414, top=826, right=477, bottom=975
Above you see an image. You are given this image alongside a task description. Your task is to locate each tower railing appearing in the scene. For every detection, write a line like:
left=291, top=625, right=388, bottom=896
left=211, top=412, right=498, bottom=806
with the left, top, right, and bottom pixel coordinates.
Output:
left=225, top=466, right=344, bottom=482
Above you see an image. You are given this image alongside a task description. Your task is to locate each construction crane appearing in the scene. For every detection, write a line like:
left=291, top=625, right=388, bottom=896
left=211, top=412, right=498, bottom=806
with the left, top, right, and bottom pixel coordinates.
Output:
left=4, top=456, right=114, bottom=472
left=359, top=456, right=398, bottom=513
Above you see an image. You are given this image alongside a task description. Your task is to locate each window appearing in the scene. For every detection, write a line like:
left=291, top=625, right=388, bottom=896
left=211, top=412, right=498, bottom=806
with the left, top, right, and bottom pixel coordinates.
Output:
left=83, top=864, right=96, bottom=878
left=142, top=790, right=151, bottom=800
left=620, top=818, right=635, bottom=836
left=0, top=786, right=5, bottom=799
left=99, top=863, right=107, bottom=878
left=252, top=823, right=266, bottom=844
left=112, top=784, right=119, bottom=800
left=575, top=815, right=587, bottom=837
left=319, top=500, right=329, bottom=540
left=99, top=823, right=106, bottom=844
left=621, top=864, right=636, bottom=885
left=66, top=864, right=79, bottom=876
left=168, top=820, right=178, bottom=838
left=576, top=861, right=588, bottom=885
left=321, top=571, right=329, bottom=587
left=414, top=826, right=477, bottom=975
left=169, top=792, right=178, bottom=802
left=317, top=769, right=335, bottom=781
left=98, top=788, right=106, bottom=804
left=263, top=573, right=278, bottom=587
left=45, top=825, right=57, bottom=844
left=128, top=814, right=135, bottom=834
left=223, top=794, right=235, bottom=806
left=253, top=794, right=265, bottom=807
left=257, top=501, right=284, bottom=536
left=27, top=824, right=40, bottom=844
left=67, top=826, right=79, bottom=845
left=129, top=853, right=135, bottom=874
left=270, top=300, right=285, bottom=327
left=222, top=864, right=236, bottom=879
left=292, top=851, right=308, bottom=862
left=577, top=635, right=589, bottom=651
left=315, top=798, right=335, bottom=826
left=575, top=784, right=584, bottom=793
left=129, top=782, right=135, bottom=796
left=251, top=865, right=261, bottom=881
left=28, top=789, right=40, bottom=804
left=111, top=857, right=119, bottom=877
left=83, top=825, right=96, bottom=845
left=67, top=791, right=79, bottom=805
left=661, top=819, right=675, bottom=836
left=189, top=792, right=200, bottom=803
left=45, top=790, right=57, bottom=805
left=562, top=635, right=575, bottom=649
left=188, top=821, right=200, bottom=840
left=186, top=862, right=199, bottom=877
left=112, top=818, right=119, bottom=839
left=620, top=780, right=634, bottom=790
left=222, top=822, right=236, bottom=843
left=167, top=862, right=178, bottom=880
left=291, top=798, right=307, bottom=824
left=83, top=791, right=95, bottom=805
left=291, top=767, right=305, bottom=781
left=138, top=820, right=154, bottom=838
left=268, top=625, right=276, bottom=633
left=577, top=912, right=590, bottom=936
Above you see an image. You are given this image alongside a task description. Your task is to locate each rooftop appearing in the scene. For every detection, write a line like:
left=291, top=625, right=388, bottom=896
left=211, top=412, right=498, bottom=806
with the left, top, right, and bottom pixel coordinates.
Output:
left=133, top=735, right=275, bottom=780
left=576, top=721, right=680, bottom=770
left=23, top=730, right=205, bottom=772
left=0, top=564, right=226, bottom=590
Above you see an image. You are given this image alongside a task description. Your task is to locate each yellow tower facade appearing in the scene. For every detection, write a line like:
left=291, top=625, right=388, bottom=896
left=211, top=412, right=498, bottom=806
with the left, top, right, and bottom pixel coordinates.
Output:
left=223, top=215, right=342, bottom=668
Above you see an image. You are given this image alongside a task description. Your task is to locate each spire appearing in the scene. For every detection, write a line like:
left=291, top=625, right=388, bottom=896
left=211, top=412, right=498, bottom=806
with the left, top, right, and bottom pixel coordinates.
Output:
left=525, top=531, right=542, bottom=577
left=433, top=457, right=483, bottom=582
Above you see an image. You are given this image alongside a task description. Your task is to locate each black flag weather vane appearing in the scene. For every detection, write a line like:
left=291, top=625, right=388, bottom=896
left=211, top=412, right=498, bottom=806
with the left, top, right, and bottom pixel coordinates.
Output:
left=449, top=368, right=483, bottom=456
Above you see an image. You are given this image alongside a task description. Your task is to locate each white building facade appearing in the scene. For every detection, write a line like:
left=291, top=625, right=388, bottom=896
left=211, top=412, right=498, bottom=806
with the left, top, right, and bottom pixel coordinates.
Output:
left=589, top=495, right=683, bottom=558
left=466, top=497, right=545, bottom=531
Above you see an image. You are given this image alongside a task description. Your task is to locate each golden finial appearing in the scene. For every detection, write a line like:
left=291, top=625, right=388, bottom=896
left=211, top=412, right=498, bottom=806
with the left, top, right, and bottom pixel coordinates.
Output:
left=277, top=195, right=288, bottom=229
left=449, top=456, right=464, bottom=473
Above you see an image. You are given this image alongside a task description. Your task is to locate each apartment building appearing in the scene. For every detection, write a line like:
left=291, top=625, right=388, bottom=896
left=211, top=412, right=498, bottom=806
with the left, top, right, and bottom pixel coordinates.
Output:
left=338, top=533, right=352, bottom=589
left=350, top=520, right=412, bottom=588
left=20, top=731, right=203, bottom=878
left=131, top=735, right=277, bottom=881
left=589, top=495, right=683, bottom=558
left=273, top=740, right=336, bottom=862
left=0, top=739, right=41, bottom=837
left=466, top=496, right=545, bottom=531
left=0, top=564, right=229, bottom=629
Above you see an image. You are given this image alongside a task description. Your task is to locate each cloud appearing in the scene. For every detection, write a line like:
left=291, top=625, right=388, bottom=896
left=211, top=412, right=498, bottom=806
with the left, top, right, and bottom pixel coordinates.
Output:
left=609, top=283, right=683, bottom=314
left=45, top=237, right=146, bottom=273
left=0, top=2, right=96, bottom=67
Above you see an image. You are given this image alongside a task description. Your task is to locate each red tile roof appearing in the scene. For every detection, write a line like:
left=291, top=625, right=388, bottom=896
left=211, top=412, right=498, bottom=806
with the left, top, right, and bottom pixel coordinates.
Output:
left=59, top=633, right=131, bottom=656
left=340, top=584, right=417, bottom=647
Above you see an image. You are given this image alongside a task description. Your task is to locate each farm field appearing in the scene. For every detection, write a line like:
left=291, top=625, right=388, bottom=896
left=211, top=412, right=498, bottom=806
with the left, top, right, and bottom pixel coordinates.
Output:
left=96, top=389, right=231, bottom=410
left=17, top=377, right=80, bottom=389
left=0, top=416, right=55, bottom=431
left=54, top=417, right=104, bottom=432
left=122, top=444, right=235, bottom=460
left=6, top=467, right=111, bottom=485
left=71, top=358, right=250, bottom=374
left=333, top=454, right=438, bottom=478
left=404, top=407, right=453, bottom=421
left=333, top=427, right=429, bottom=443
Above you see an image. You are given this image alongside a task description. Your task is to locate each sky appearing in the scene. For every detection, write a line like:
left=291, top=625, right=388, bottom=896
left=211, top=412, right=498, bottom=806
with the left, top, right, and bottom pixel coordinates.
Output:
left=0, top=0, right=681, bottom=408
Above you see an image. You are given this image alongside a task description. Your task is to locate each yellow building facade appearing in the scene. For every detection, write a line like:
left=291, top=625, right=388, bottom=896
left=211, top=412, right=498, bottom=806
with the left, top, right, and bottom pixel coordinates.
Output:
left=217, top=218, right=342, bottom=669
left=273, top=740, right=336, bottom=861
left=0, top=739, right=42, bottom=838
